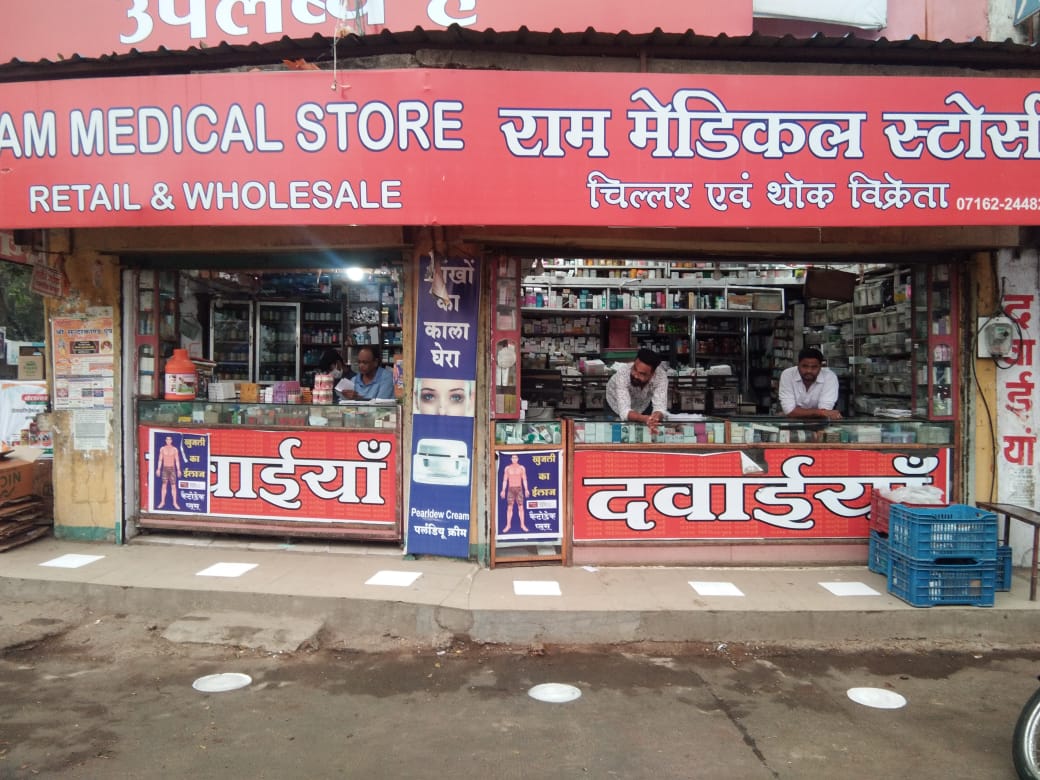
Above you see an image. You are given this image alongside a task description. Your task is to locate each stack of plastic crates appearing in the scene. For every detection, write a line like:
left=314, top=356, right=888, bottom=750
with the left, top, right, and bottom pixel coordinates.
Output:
left=886, top=503, right=999, bottom=607
left=866, top=491, right=927, bottom=577
left=997, top=543, right=1013, bottom=592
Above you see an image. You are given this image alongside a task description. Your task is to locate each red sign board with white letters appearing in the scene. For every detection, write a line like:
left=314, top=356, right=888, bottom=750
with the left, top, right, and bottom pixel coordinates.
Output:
left=138, top=424, right=399, bottom=529
left=572, top=447, right=950, bottom=542
left=3, top=69, right=1040, bottom=229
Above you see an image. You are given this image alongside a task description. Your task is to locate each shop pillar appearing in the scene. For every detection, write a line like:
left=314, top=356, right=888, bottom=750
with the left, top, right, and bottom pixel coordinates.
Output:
left=47, top=238, right=122, bottom=542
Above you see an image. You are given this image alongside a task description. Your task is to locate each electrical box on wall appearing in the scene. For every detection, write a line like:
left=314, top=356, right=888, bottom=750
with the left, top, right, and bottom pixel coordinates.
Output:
left=977, top=316, right=1015, bottom=358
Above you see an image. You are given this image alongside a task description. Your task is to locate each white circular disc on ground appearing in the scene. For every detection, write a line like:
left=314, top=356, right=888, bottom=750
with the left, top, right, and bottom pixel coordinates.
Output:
left=847, top=687, right=906, bottom=709
left=528, top=683, right=582, bottom=703
left=192, top=672, right=252, bottom=693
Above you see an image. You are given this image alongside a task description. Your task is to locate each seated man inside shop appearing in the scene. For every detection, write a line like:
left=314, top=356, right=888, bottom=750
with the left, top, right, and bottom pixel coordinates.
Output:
left=605, top=348, right=669, bottom=435
left=341, top=345, right=395, bottom=400
left=778, top=347, right=842, bottom=420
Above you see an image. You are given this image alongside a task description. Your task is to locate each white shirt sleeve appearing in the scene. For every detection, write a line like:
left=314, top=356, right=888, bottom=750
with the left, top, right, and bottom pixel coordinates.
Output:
left=651, top=367, right=669, bottom=414
left=778, top=367, right=797, bottom=414
left=818, top=369, right=839, bottom=410
left=605, top=369, right=632, bottom=418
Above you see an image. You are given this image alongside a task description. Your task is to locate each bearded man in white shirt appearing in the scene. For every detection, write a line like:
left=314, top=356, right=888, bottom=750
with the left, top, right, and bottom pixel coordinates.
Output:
left=605, top=348, right=669, bottom=435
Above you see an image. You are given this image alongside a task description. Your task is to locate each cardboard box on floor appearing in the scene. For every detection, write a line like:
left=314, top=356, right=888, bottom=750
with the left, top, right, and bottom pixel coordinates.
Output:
left=0, top=457, right=38, bottom=504
left=0, top=446, right=51, bottom=505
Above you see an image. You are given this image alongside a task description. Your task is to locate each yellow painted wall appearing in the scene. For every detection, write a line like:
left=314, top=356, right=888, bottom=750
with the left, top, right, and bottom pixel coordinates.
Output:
left=970, top=251, right=999, bottom=506
left=46, top=236, right=121, bottom=542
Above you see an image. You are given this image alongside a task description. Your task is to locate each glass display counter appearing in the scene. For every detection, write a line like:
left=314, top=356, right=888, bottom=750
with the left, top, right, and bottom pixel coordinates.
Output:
left=135, top=399, right=401, bottom=541
left=572, top=417, right=726, bottom=445
left=494, top=421, right=563, bottom=445
left=727, top=416, right=953, bottom=445
left=138, top=399, right=399, bottom=429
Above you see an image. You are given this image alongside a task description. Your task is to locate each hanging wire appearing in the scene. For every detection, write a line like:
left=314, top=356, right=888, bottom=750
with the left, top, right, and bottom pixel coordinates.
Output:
left=968, top=261, right=998, bottom=502
left=331, top=0, right=367, bottom=90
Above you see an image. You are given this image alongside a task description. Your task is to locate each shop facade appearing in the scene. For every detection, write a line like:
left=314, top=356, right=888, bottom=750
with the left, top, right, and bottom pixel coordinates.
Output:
left=1, top=4, right=1038, bottom=567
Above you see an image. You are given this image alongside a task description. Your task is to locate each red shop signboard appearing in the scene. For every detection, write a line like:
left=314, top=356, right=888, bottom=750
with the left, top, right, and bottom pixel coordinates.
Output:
left=4, top=70, right=1040, bottom=229
left=572, top=447, right=950, bottom=542
left=138, top=425, right=398, bottom=528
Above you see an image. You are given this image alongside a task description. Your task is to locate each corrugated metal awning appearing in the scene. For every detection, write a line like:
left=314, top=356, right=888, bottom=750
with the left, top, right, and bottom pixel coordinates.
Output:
left=1, top=26, right=1038, bottom=83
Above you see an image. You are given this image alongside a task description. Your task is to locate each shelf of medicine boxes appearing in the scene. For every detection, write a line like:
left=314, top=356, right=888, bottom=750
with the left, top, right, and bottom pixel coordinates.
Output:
left=535, top=259, right=806, bottom=286
left=803, top=301, right=854, bottom=381
left=300, top=301, right=344, bottom=371
left=849, top=301, right=912, bottom=416
left=345, top=281, right=391, bottom=364
left=520, top=276, right=785, bottom=317
left=634, top=315, right=692, bottom=365
left=911, top=264, right=958, bottom=420
left=521, top=315, right=603, bottom=362
left=768, top=311, right=799, bottom=409
left=138, top=399, right=399, bottom=429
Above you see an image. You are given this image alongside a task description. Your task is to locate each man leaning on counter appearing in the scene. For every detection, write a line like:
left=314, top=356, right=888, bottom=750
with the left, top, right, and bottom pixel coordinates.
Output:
left=778, top=347, right=842, bottom=420
left=605, top=348, right=669, bottom=434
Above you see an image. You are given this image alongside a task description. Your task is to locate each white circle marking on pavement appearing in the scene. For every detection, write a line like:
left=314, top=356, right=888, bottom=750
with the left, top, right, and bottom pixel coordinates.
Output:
left=192, top=673, right=253, bottom=693
left=528, top=683, right=582, bottom=703
left=846, top=687, right=907, bottom=709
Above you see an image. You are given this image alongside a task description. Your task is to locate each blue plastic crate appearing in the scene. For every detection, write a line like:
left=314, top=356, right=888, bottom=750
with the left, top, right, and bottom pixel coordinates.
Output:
left=868, top=530, right=890, bottom=575
left=888, top=503, right=998, bottom=562
left=997, top=545, right=1012, bottom=592
left=887, top=551, right=996, bottom=607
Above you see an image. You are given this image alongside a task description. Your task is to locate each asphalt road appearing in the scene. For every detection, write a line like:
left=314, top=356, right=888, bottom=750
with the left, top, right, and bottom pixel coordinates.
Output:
left=1, top=603, right=1037, bottom=779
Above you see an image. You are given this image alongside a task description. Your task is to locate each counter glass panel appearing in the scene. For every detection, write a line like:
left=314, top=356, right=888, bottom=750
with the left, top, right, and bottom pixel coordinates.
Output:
left=572, top=417, right=726, bottom=445
left=726, top=416, right=952, bottom=445
left=138, top=399, right=399, bottom=429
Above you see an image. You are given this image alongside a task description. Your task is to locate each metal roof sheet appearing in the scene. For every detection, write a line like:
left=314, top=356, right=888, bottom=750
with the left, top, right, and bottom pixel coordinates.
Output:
left=1, top=26, right=1038, bottom=82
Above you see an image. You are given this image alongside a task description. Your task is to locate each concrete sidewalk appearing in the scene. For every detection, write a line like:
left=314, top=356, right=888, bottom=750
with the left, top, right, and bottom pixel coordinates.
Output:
left=2, top=535, right=1039, bottom=651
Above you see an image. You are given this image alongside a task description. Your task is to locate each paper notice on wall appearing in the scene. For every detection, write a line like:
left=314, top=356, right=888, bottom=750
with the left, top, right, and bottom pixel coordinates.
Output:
left=51, top=316, right=115, bottom=410
left=74, top=409, right=110, bottom=450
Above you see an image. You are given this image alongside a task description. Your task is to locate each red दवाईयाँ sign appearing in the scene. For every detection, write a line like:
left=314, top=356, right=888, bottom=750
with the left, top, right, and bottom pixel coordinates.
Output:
left=572, top=447, right=950, bottom=542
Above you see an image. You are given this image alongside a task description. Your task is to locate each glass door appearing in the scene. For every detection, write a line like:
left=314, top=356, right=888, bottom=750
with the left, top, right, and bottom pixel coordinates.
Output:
left=257, top=302, right=300, bottom=382
left=210, top=300, right=253, bottom=381
left=911, top=267, right=929, bottom=417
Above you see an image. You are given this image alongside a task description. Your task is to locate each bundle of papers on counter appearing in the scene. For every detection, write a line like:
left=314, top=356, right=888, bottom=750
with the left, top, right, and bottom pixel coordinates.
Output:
left=876, top=408, right=912, bottom=419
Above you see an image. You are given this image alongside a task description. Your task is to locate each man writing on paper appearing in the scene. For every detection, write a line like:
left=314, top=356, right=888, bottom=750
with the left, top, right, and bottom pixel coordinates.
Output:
left=778, top=347, right=842, bottom=420
left=605, top=348, right=669, bottom=435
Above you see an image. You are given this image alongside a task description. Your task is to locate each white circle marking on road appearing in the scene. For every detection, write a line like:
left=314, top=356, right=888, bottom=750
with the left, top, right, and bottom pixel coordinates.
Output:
left=847, top=687, right=907, bottom=709
left=528, top=683, right=582, bottom=703
left=192, top=673, right=253, bottom=693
